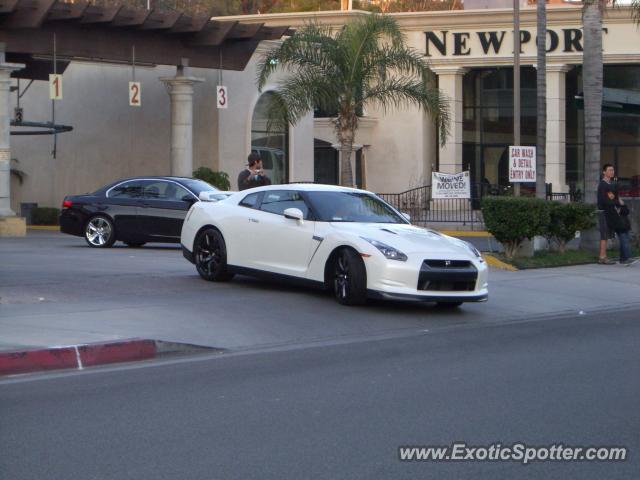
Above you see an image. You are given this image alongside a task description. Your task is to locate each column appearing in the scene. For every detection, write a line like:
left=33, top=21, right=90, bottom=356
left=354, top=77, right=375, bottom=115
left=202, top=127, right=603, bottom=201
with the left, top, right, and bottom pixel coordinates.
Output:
left=432, top=66, right=467, bottom=175
left=0, top=50, right=25, bottom=236
left=160, top=71, right=204, bottom=177
left=546, top=64, right=571, bottom=193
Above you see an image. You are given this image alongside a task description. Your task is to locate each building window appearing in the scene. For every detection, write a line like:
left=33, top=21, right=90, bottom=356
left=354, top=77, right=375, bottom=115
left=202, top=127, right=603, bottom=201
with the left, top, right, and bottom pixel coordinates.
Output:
left=461, top=67, right=537, bottom=196
left=566, top=65, right=640, bottom=197
left=313, top=138, right=363, bottom=187
left=251, top=92, right=289, bottom=185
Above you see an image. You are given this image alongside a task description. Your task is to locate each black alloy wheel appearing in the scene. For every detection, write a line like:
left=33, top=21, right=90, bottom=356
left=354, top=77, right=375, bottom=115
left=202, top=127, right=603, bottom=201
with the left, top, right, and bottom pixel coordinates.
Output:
left=84, top=215, right=116, bottom=248
left=333, top=248, right=367, bottom=305
left=194, top=228, right=234, bottom=282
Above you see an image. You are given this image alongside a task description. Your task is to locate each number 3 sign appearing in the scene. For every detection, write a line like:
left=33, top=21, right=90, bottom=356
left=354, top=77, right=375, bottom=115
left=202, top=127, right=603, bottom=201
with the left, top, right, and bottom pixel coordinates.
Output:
left=216, top=85, right=228, bottom=109
left=129, top=82, right=141, bottom=107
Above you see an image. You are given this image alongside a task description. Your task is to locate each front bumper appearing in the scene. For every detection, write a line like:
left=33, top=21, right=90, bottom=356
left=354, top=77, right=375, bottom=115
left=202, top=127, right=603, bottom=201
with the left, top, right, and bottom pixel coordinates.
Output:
left=367, top=289, right=488, bottom=303
left=182, top=244, right=195, bottom=264
left=364, top=252, right=488, bottom=302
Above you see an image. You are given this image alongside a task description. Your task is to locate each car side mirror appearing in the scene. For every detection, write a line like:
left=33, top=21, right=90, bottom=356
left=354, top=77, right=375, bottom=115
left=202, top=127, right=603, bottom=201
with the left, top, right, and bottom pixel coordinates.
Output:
left=198, top=191, right=215, bottom=202
left=401, top=212, right=411, bottom=222
left=182, top=194, right=197, bottom=205
left=284, top=208, right=304, bottom=223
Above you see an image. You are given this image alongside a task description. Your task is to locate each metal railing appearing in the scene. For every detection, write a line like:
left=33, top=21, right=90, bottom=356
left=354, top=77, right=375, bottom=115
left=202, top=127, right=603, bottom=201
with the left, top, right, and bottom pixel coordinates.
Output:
left=378, top=183, right=581, bottom=227
left=377, top=185, right=484, bottom=227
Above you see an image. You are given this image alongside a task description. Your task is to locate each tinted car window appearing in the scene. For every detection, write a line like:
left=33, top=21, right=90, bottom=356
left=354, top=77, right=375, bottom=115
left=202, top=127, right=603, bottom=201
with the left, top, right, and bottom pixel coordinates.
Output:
left=179, top=179, right=219, bottom=196
left=108, top=181, right=145, bottom=199
left=305, top=191, right=405, bottom=223
left=260, top=191, right=310, bottom=218
left=239, top=193, right=260, bottom=208
left=143, top=181, right=191, bottom=201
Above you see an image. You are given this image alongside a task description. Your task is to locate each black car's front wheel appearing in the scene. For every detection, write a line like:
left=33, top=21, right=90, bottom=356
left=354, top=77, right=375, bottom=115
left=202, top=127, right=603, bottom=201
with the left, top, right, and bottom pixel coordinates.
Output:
left=333, top=248, right=367, bottom=305
left=84, top=215, right=116, bottom=248
left=194, top=228, right=234, bottom=282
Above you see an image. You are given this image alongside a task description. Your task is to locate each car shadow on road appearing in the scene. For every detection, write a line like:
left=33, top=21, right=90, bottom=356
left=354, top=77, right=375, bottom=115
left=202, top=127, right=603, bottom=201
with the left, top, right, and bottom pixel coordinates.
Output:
left=229, top=274, right=474, bottom=317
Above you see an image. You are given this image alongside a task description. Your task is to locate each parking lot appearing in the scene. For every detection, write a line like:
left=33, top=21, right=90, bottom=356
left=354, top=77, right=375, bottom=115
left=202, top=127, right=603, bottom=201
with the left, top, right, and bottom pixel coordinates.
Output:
left=2, top=230, right=640, bottom=354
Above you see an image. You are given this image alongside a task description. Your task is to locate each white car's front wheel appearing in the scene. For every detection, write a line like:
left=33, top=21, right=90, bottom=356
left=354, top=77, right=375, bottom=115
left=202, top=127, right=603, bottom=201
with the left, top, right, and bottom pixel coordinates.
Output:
left=332, top=248, right=367, bottom=306
left=194, top=228, right=234, bottom=282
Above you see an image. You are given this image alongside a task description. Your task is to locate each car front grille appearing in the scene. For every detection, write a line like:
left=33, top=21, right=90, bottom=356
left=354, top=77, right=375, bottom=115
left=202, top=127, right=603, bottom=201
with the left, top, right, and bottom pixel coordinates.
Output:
left=418, top=259, right=478, bottom=292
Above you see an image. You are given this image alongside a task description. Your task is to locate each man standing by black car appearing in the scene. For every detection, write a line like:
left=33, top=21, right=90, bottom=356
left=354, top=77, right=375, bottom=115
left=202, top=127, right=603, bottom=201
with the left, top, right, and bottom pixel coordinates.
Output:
left=238, top=152, right=272, bottom=191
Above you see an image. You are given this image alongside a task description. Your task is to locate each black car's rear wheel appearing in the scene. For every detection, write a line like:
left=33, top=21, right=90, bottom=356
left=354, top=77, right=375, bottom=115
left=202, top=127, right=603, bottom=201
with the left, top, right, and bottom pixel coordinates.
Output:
left=333, top=248, right=367, bottom=305
left=194, top=228, right=234, bottom=282
left=84, top=215, right=116, bottom=248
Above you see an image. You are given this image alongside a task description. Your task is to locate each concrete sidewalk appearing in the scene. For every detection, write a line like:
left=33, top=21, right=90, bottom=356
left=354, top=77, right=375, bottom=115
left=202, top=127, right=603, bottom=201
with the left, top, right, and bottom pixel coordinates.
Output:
left=1, top=231, right=639, bottom=357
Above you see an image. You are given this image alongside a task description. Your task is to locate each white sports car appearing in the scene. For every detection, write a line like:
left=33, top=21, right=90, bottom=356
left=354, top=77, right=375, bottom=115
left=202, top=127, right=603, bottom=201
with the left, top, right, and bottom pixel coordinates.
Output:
left=181, top=184, right=488, bottom=307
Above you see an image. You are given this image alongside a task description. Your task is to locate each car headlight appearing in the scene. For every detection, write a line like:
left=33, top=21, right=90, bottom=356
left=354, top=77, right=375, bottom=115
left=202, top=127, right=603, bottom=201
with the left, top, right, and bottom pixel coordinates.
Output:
left=361, top=237, right=408, bottom=261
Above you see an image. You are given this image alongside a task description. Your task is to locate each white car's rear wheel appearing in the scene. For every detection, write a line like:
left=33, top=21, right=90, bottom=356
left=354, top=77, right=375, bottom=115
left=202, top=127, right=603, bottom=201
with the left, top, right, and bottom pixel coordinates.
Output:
left=333, top=248, right=367, bottom=306
left=194, top=228, right=234, bottom=282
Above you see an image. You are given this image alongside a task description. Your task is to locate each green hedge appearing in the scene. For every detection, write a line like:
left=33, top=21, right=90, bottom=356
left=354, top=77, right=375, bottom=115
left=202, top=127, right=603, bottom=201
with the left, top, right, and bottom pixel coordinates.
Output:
left=545, top=202, right=596, bottom=253
left=192, top=167, right=231, bottom=191
left=482, top=197, right=596, bottom=258
left=31, top=207, right=60, bottom=225
left=481, top=197, right=550, bottom=259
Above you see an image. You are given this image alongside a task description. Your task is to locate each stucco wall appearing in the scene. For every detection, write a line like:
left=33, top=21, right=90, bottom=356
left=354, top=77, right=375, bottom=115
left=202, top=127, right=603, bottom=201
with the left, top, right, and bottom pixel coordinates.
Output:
left=10, top=61, right=220, bottom=210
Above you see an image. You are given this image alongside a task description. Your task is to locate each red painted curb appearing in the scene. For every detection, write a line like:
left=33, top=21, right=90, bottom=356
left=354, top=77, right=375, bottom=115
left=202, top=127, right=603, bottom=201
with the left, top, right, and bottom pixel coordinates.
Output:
left=79, top=340, right=156, bottom=367
left=0, top=347, right=78, bottom=375
left=0, top=339, right=157, bottom=376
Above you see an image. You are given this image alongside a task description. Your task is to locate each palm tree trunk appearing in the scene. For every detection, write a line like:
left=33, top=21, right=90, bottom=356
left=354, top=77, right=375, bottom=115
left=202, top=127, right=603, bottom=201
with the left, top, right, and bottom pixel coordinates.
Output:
left=339, top=146, right=355, bottom=188
left=582, top=0, right=603, bottom=205
left=335, top=111, right=358, bottom=187
left=536, top=0, right=547, bottom=199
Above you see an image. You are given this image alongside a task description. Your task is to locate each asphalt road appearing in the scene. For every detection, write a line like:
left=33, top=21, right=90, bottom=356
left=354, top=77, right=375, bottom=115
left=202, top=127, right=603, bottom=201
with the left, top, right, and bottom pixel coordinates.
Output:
left=1, top=308, right=639, bottom=480
left=2, top=231, right=640, bottom=352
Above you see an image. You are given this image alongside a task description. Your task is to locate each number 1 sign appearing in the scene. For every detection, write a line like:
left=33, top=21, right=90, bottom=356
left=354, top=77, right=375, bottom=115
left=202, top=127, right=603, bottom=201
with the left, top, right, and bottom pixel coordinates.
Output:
left=216, top=86, right=228, bottom=109
left=49, top=74, right=62, bottom=100
left=129, top=82, right=141, bottom=107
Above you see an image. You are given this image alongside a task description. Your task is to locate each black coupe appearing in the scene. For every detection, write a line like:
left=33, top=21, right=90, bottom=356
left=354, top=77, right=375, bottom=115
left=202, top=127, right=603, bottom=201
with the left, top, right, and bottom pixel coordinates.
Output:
left=60, top=176, right=219, bottom=248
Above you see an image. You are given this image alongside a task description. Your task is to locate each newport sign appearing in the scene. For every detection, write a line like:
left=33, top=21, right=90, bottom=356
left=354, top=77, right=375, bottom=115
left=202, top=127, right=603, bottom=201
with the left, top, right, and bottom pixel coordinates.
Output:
left=424, top=28, right=609, bottom=57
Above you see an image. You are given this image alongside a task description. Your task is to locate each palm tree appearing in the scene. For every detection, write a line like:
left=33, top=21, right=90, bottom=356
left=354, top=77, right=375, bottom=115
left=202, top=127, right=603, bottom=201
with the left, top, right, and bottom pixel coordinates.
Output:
left=536, top=0, right=546, bottom=199
left=256, top=14, right=449, bottom=187
left=582, top=0, right=604, bottom=205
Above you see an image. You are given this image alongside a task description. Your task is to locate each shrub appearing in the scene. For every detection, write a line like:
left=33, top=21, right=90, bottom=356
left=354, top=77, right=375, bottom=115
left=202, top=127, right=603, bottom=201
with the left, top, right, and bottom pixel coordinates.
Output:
left=545, top=202, right=596, bottom=253
left=481, top=197, right=550, bottom=259
left=31, top=207, right=60, bottom=225
left=192, top=167, right=231, bottom=191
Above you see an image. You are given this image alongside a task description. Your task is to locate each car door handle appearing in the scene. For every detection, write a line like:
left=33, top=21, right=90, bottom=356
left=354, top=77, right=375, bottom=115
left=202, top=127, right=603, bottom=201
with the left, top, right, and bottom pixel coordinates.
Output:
left=249, top=218, right=259, bottom=223
left=140, top=203, right=151, bottom=208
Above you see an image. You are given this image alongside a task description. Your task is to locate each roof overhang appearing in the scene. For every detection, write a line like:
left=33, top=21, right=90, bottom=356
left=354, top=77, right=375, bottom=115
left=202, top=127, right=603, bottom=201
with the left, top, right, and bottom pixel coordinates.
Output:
left=0, top=0, right=292, bottom=78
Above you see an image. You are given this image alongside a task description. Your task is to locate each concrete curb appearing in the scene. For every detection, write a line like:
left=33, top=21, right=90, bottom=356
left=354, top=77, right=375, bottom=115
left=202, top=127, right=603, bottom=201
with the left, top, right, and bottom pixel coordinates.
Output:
left=438, top=230, right=492, bottom=238
left=482, top=253, right=518, bottom=271
left=27, top=225, right=60, bottom=231
left=0, top=339, right=156, bottom=376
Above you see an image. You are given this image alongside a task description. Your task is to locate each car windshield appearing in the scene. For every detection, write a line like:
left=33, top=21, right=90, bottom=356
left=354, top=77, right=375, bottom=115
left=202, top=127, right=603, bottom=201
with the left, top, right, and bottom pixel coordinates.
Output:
left=181, top=179, right=219, bottom=195
left=306, top=191, right=407, bottom=224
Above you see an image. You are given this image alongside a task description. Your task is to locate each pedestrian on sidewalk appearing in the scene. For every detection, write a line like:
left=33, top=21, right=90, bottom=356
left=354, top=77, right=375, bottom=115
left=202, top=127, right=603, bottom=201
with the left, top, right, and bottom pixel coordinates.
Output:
left=597, top=164, right=637, bottom=266
left=237, top=152, right=272, bottom=191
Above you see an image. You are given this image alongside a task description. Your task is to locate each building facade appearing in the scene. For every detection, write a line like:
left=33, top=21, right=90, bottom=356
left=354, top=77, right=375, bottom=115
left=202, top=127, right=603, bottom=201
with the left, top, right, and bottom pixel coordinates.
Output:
left=8, top=6, right=640, bottom=211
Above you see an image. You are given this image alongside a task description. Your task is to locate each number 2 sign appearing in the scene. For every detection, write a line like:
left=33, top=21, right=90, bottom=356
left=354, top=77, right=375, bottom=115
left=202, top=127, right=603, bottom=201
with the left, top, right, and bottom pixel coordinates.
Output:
left=129, top=82, right=141, bottom=107
left=49, top=74, right=62, bottom=100
left=216, top=85, right=228, bottom=109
